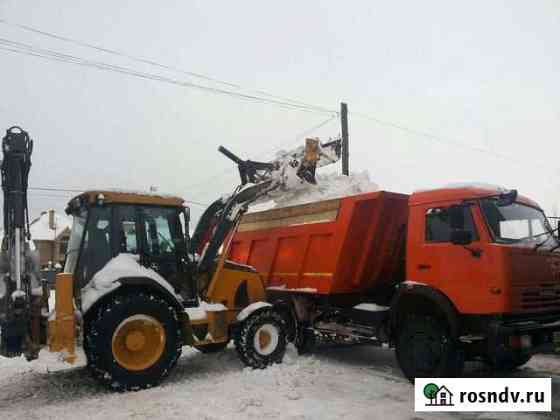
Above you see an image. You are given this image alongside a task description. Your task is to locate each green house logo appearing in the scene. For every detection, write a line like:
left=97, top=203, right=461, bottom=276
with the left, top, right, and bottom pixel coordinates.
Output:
left=423, top=383, right=454, bottom=407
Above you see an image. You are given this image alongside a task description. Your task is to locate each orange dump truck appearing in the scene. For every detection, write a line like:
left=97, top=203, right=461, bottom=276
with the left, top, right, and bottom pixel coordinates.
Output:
left=230, top=187, right=560, bottom=380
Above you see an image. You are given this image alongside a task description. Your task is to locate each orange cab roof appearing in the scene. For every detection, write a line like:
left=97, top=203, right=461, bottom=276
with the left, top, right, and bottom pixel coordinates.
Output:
left=73, top=190, right=185, bottom=207
left=410, top=184, right=540, bottom=208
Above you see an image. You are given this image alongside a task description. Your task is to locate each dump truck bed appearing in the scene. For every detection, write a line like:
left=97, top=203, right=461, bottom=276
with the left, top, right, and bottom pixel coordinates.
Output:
left=229, top=191, right=409, bottom=295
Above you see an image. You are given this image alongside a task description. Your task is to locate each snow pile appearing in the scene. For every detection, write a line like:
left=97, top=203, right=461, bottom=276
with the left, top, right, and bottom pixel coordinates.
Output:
left=251, top=170, right=379, bottom=211
left=353, top=303, right=389, bottom=312
left=1, top=345, right=557, bottom=420
left=184, top=301, right=228, bottom=321
left=81, top=253, right=178, bottom=312
left=29, top=210, right=72, bottom=241
left=99, top=188, right=184, bottom=201
left=267, top=285, right=318, bottom=293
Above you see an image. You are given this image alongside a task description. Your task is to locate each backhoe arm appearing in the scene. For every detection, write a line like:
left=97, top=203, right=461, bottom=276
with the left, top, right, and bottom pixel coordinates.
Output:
left=0, top=127, right=42, bottom=359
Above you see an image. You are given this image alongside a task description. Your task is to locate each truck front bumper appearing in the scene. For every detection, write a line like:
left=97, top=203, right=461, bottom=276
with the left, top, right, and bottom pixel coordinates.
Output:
left=487, top=317, right=560, bottom=357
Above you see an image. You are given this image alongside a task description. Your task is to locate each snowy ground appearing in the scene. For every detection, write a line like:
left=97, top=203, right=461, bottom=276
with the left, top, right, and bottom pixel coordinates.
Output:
left=1, top=345, right=559, bottom=420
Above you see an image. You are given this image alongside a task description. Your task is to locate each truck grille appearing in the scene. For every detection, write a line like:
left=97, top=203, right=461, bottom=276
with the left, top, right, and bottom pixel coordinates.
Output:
left=517, top=283, right=560, bottom=311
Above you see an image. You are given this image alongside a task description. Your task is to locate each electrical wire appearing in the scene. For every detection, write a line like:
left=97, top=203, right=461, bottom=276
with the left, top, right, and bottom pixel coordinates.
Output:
left=0, top=38, right=335, bottom=115
left=0, top=18, right=331, bottom=113
left=0, top=22, right=550, bottom=168
left=350, top=111, right=541, bottom=170
left=4, top=22, right=554, bottom=195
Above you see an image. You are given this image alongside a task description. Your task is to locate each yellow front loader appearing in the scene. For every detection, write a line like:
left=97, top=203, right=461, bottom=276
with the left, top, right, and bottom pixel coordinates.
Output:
left=0, top=135, right=342, bottom=391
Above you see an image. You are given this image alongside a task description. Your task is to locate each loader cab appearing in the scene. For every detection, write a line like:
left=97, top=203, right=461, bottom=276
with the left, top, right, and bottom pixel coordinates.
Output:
left=64, top=191, right=195, bottom=301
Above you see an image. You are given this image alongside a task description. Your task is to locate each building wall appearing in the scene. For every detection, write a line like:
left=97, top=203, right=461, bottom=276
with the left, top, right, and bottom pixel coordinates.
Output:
left=35, top=240, right=55, bottom=267
left=34, top=231, right=71, bottom=268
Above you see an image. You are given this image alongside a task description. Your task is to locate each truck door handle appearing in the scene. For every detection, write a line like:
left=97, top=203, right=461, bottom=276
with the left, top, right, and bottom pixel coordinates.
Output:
left=417, top=264, right=431, bottom=270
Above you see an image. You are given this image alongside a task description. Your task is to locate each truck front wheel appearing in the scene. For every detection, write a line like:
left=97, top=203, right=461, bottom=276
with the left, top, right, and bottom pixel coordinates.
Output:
left=396, top=315, right=463, bottom=382
left=487, top=353, right=532, bottom=371
left=84, top=290, right=182, bottom=391
left=234, top=308, right=287, bottom=368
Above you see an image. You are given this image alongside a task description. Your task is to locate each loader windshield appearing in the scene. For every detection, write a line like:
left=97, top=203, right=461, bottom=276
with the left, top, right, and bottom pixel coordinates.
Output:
left=481, top=199, right=558, bottom=247
left=64, top=209, right=87, bottom=273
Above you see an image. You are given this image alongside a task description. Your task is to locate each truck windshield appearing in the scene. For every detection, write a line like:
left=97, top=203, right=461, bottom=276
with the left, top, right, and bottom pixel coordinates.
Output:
left=63, top=209, right=87, bottom=273
left=480, top=199, right=557, bottom=247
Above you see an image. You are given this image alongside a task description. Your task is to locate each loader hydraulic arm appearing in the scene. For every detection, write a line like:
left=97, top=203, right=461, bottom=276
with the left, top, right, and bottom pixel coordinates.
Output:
left=1, top=127, right=33, bottom=289
left=0, top=126, right=41, bottom=359
left=193, top=139, right=342, bottom=275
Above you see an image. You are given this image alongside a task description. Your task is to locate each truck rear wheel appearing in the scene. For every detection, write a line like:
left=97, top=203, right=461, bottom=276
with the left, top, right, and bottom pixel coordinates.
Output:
left=234, top=308, right=287, bottom=368
left=396, top=315, right=463, bottom=382
left=84, top=290, right=182, bottom=391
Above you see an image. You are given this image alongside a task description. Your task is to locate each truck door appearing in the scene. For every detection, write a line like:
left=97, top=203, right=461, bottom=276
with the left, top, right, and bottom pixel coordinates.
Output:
left=410, top=203, right=490, bottom=314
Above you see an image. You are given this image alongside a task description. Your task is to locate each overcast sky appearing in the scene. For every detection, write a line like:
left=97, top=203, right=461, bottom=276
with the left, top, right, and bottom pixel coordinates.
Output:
left=0, top=1, right=559, bottom=224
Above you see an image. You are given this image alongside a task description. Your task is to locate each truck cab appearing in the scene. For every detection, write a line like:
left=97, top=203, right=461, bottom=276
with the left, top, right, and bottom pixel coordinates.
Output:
left=396, top=185, right=560, bottom=377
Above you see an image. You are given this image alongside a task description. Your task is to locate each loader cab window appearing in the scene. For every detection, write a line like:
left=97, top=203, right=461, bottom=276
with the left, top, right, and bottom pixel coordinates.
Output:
left=425, top=206, right=478, bottom=242
left=139, top=206, right=186, bottom=285
left=74, top=206, right=113, bottom=288
left=116, top=205, right=138, bottom=254
left=64, top=209, right=87, bottom=274
left=142, top=208, right=177, bottom=256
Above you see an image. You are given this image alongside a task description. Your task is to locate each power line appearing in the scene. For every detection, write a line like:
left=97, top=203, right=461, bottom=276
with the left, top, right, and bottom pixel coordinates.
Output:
left=351, top=111, right=553, bottom=171
left=0, top=40, right=329, bottom=114
left=0, top=38, right=335, bottom=115
left=252, top=113, right=339, bottom=161
left=0, top=18, right=329, bottom=113
left=30, top=186, right=82, bottom=193
left=5, top=35, right=539, bottom=173
left=3, top=22, right=551, bottom=182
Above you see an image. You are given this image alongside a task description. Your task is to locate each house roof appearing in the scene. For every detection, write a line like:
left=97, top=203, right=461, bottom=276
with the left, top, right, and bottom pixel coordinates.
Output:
left=436, top=385, right=453, bottom=396
left=30, top=210, right=72, bottom=241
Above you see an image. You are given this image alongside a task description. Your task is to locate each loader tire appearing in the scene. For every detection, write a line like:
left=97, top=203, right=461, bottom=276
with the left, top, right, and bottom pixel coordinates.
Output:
left=396, top=315, right=464, bottom=382
left=84, top=290, right=182, bottom=391
left=234, top=309, right=287, bottom=368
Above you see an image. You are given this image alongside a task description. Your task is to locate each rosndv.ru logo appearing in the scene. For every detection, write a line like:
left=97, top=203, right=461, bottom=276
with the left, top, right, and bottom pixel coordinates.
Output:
left=415, top=378, right=551, bottom=412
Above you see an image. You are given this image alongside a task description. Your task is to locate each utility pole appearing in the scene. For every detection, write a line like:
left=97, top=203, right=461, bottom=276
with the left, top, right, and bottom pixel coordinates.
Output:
left=340, top=102, right=349, bottom=175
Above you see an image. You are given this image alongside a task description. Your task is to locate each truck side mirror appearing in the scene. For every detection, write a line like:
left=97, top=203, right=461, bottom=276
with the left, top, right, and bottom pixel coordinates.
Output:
left=497, top=189, right=517, bottom=207
left=451, top=229, right=472, bottom=245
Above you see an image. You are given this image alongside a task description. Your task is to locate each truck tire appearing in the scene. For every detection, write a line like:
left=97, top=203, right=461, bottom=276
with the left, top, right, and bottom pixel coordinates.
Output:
left=396, top=315, right=463, bottom=382
left=84, top=290, right=182, bottom=391
left=234, top=308, right=287, bottom=368
left=487, top=354, right=532, bottom=371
